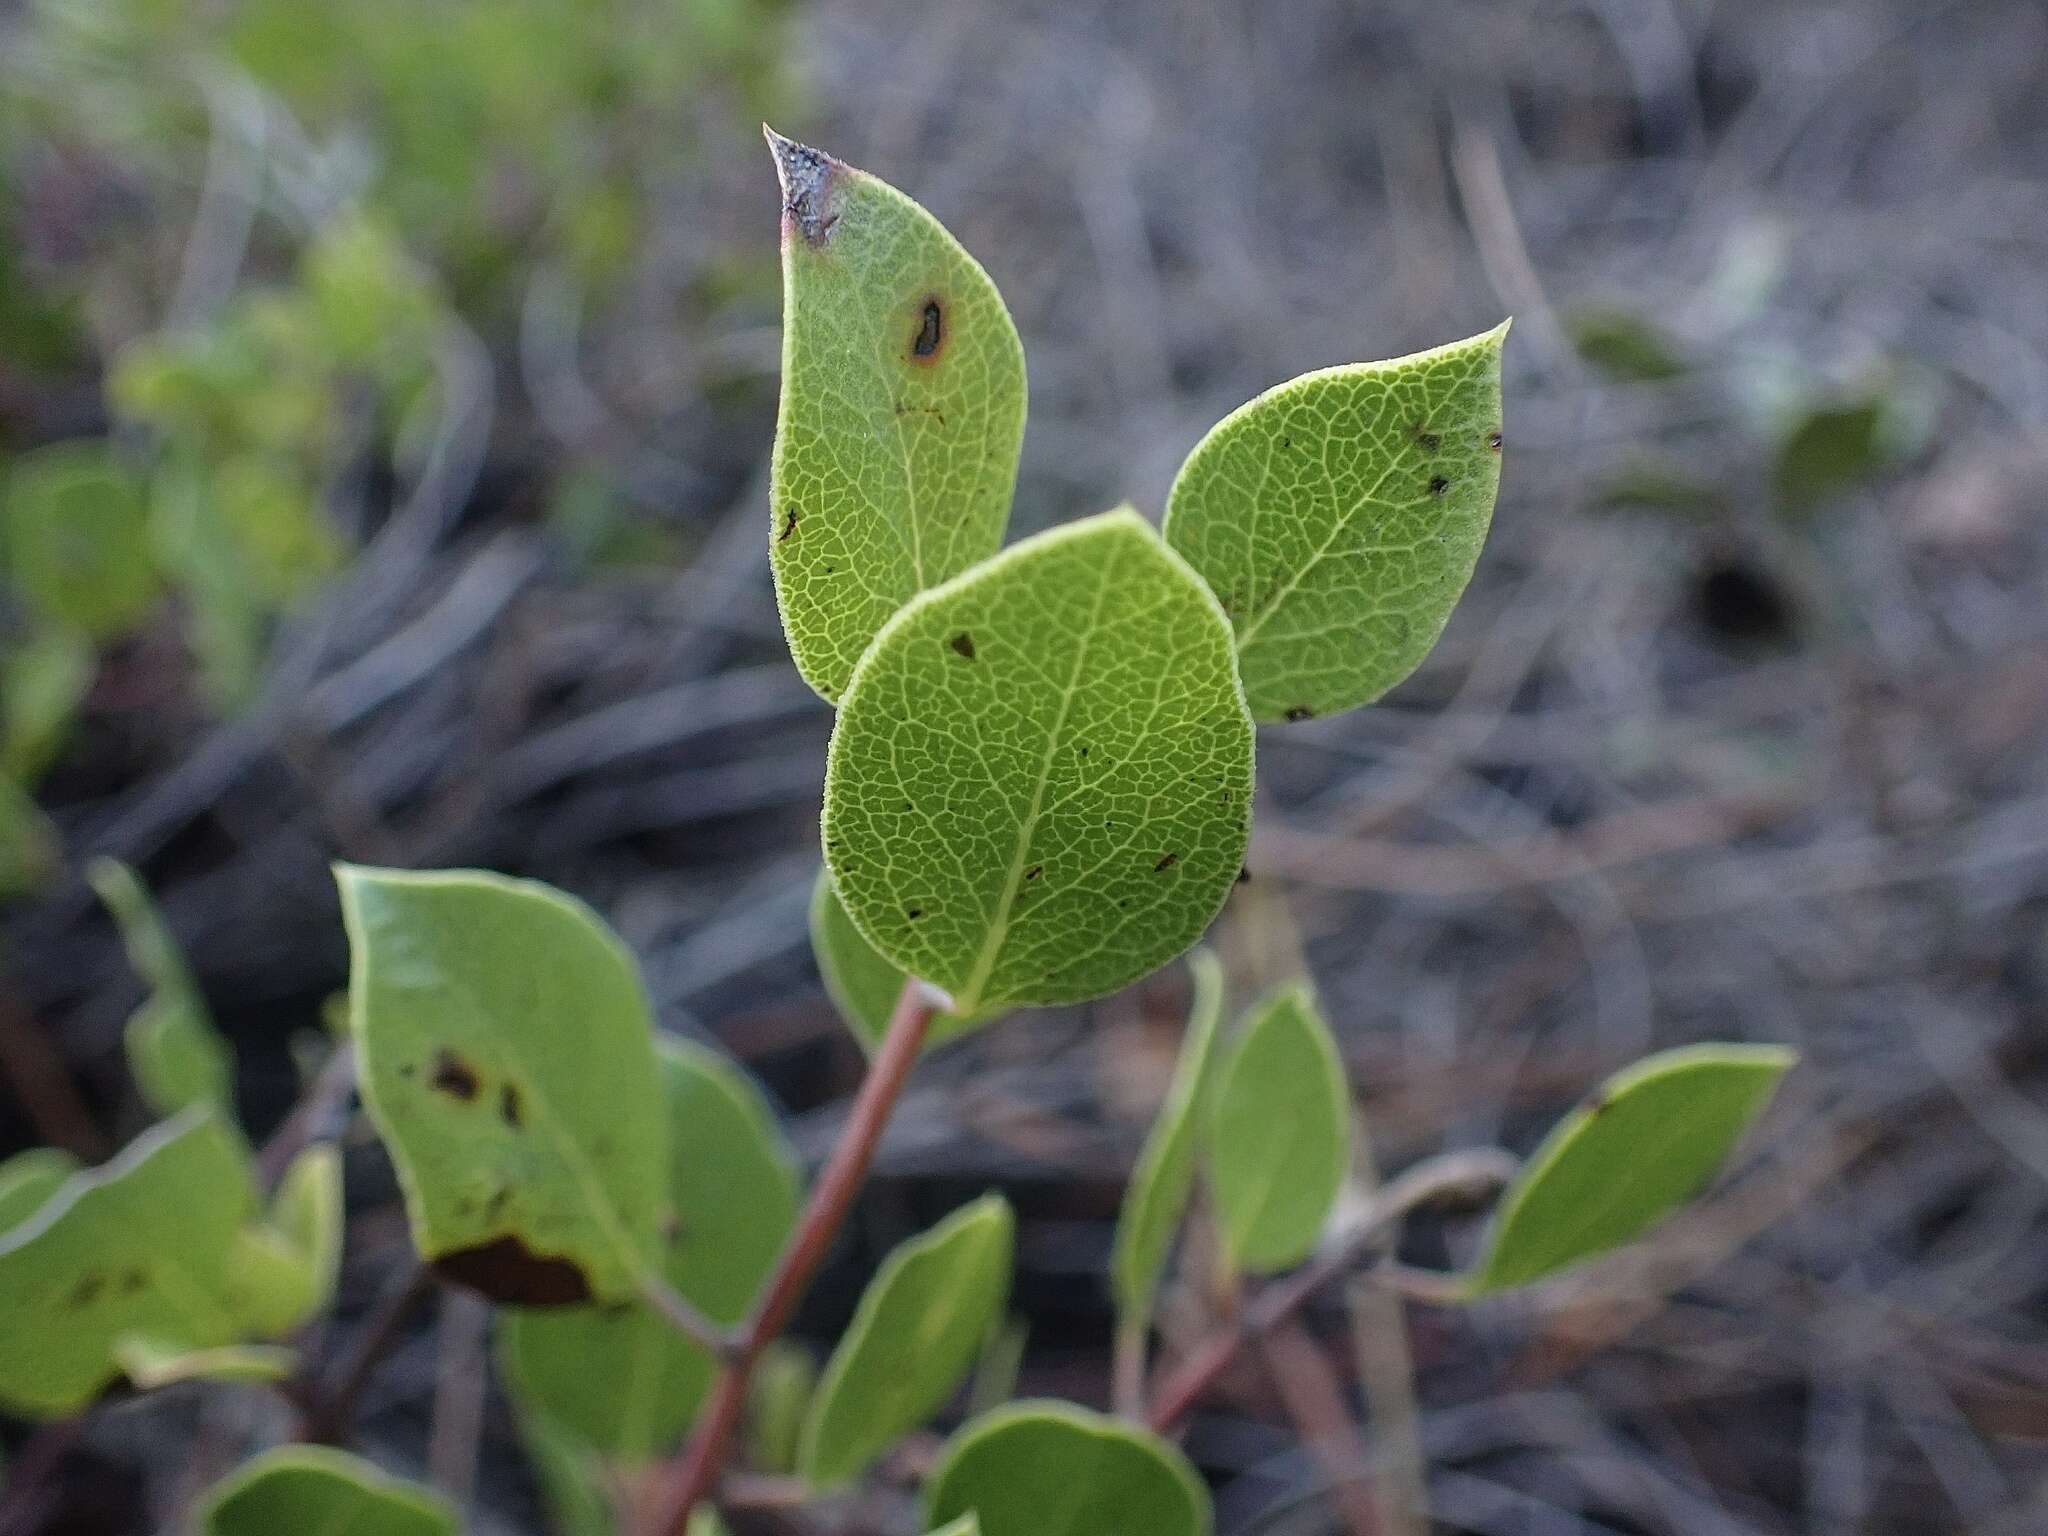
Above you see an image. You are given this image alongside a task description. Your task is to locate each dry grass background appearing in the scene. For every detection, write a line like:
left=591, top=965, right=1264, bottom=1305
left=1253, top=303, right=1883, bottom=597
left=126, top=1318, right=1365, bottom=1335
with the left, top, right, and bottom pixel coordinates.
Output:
left=6, top=0, right=2048, bottom=1532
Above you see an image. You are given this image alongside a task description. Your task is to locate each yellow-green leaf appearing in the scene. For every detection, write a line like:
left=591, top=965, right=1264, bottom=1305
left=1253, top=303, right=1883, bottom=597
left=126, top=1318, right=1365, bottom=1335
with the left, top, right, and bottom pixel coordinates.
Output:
left=0, top=1147, right=79, bottom=1234
left=1162, top=325, right=1508, bottom=722
left=925, top=1401, right=1210, bottom=1536
left=516, top=1402, right=621, bottom=1536
left=1111, top=948, right=1223, bottom=1332
left=810, top=867, right=987, bottom=1053
left=765, top=130, right=1027, bottom=703
left=1, top=442, right=159, bottom=640
left=195, top=1446, right=456, bottom=1536
left=1206, top=984, right=1351, bottom=1275
left=2, top=627, right=93, bottom=785
left=801, top=1194, right=1014, bottom=1489
left=500, top=1038, right=800, bottom=1457
left=89, top=858, right=234, bottom=1119
left=0, top=1112, right=255, bottom=1417
left=336, top=865, right=667, bottom=1306
left=747, top=1341, right=817, bottom=1477
left=270, top=1141, right=344, bottom=1316
left=823, top=508, right=1254, bottom=1013
left=1467, top=1043, right=1795, bottom=1295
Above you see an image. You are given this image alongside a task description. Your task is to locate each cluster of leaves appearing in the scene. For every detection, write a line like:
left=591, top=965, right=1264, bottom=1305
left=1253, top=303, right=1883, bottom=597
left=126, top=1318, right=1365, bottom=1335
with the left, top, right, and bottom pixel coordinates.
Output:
left=0, top=141, right=1802, bottom=1535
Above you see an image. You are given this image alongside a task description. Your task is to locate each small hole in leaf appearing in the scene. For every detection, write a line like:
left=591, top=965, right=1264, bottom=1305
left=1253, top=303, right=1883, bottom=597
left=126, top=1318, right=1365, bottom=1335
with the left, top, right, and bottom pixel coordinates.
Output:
left=906, top=907, right=924, bottom=920
left=1429, top=475, right=1451, bottom=497
left=912, top=298, right=945, bottom=360
left=1025, top=865, right=1043, bottom=881
left=948, top=631, right=977, bottom=660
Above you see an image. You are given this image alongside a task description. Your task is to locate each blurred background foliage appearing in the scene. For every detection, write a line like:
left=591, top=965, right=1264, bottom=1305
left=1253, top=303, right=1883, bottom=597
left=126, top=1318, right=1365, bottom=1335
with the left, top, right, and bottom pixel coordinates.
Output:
left=5, top=1, right=2048, bottom=1533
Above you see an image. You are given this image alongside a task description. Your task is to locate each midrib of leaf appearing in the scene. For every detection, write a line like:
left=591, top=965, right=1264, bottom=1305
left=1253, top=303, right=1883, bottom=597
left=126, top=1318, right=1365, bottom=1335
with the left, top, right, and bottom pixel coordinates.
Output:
left=954, top=536, right=1122, bottom=1012
left=1229, top=453, right=1408, bottom=655
left=1233, top=1101, right=1313, bottom=1263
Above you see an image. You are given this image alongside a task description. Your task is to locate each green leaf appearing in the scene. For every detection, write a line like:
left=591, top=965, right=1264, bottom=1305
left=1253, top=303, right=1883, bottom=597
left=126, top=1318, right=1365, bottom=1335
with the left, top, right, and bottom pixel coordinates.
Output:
left=111, top=1335, right=295, bottom=1389
left=195, top=1446, right=456, bottom=1536
left=221, top=1223, right=323, bottom=1338
left=271, top=1141, right=344, bottom=1314
left=801, top=1194, right=1015, bottom=1489
left=810, top=867, right=987, bottom=1053
left=928, top=1520, right=980, bottom=1536
left=823, top=508, right=1254, bottom=1012
left=1773, top=397, right=1890, bottom=516
left=1162, top=325, right=1508, bottom=723
left=337, top=865, right=668, bottom=1305
left=1111, top=948, right=1224, bottom=1332
left=2, top=627, right=93, bottom=785
left=0, top=1147, right=80, bottom=1234
left=0, top=1111, right=255, bottom=1417
left=765, top=129, right=1027, bottom=703
left=1567, top=306, right=1689, bottom=383
left=89, top=858, right=235, bottom=1119
left=747, top=1341, right=817, bottom=1477
left=1467, top=1043, right=1797, bottom=1295
left=0, top=776, right=61, bottom=898
left=500, top=1038, right=800, bottom=1456
left=517, top=1403, right=622, bottom=1536
left=1, top=443, right=159, bottom=640
left=925, top=1401, right=1210, bottom=1536
left=1207, top=984, right=1351, bottom=1274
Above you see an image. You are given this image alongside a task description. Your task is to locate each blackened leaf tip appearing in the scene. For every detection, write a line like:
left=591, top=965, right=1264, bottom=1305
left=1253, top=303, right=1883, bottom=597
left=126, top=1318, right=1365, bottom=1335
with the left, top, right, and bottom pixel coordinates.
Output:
left=764, top=125, right=842, bottom=247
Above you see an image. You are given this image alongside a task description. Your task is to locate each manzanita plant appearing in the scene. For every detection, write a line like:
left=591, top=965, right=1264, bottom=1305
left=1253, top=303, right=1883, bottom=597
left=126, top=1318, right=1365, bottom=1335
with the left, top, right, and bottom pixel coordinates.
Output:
left=0, top=134, right=1799, bottom=1536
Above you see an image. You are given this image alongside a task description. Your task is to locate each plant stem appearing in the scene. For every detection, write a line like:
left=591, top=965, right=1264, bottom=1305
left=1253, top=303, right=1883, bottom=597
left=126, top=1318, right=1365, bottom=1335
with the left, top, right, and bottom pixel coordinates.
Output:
left=303, top=1258, right=431, bottom=1444
left=639, top=1270, right=742, bottom=1360
left=640, top=977, right=936, bottom=1536
left=1147, top=1147, right=1518, bottom=1432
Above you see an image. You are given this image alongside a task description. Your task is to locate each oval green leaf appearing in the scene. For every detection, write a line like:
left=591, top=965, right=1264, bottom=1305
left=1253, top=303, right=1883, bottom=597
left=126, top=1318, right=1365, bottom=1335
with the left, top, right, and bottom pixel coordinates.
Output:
left=810, top=867, right=988, bottom=1053
left=336, top=865, right=667, bottom=1306
left=925, top=1400, right=1211, bottom=1536
left=1467, top=1042, right=1796, bottom=1295
left=195, top=1446, right=456, bottom=1536
left=1207, top=984, right=1351, bottom=1274
left=1111, top=948, right=1223, bottom=1332
left=801, top=1194, right=1015, bottom=1489
left=271, top=1141, right=345, bottom=1315
left=0, top=1111, right=255, bottom=1416
left=766, top=129, right=1027, bottom=703
left=1162, top=325, right=1508, bottom=722
left=90, top=858, right=235, bottom=1119
left=500, top=1038, right=800, bottom=1457
left=823, top=508, right=1254, bottom=1013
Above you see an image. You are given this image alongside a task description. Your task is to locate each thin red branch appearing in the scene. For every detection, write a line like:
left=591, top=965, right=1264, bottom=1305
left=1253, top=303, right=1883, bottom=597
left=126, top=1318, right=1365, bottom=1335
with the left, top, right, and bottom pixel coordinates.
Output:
left=639, top=977, right=936, bottom=1536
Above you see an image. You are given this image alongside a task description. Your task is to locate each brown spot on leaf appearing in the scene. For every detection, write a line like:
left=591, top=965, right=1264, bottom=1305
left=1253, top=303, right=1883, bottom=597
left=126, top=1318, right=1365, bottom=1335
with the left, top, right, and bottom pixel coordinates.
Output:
left=1154, top=852, right=1179, bottom=872
left=911, top=298, right=945, bottom=361
left=68, top=1273, right=105, bottom=1309
left=1416, top=425, right=1441, bottom=451
left=1284, top=705, right=1316, bottom=722
left=1429, top=475, right=1451, bottom=497
left=779, top=509, right=798, bottom=543
left=429, top=1049, right=480, bottom=1102
left=1488, top=430, right=1504, bottom=452
left=948, top=631, right=976, bottom=660
left=1024, top=864, right=1043, bottom=881
left=120, top=1268, right=147, bottom=1295
left=433, top=1235, right=593, bottom=1306
left=499, top=1083, right=523, bottom=1129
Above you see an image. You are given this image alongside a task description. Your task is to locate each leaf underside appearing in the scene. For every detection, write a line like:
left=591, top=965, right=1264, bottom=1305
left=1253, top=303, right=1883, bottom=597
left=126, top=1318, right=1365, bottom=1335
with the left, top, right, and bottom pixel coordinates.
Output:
left=1110, top=948, right=1224, bottom=1330
left=1207, top=984, right=1352, bottom=1275
left=1163, top=325, right=1508, bottom=722
left=337, top=865, right=667, bottom=1307
left=924, top=1400, right=1211, bottom=1536
left=803, top=1194, right=1014, bottom=1489
left=810, top=867, right=988, bottom=1053
left=501, top=1038, right=800, bottom=1458
left=1468, top=1043, right=1796, bottom=1295
left=767, top=130, right=1027, bottom=703
left=823, top=508, right=1254, bottom=1013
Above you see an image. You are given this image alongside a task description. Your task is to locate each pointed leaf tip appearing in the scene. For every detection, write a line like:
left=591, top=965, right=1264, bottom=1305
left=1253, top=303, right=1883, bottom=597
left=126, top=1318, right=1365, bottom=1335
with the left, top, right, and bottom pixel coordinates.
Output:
left=764, top=127, right=843, bottom=247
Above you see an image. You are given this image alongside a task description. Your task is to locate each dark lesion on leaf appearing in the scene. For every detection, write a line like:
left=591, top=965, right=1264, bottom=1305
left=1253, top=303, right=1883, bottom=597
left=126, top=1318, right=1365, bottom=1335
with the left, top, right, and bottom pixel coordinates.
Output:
left=499, top=1082, right=524, bottom=1129
left=948, top=631, right=976, bottom=660
left=429, top=1048, right=481, bottom=1102
left=1488, top=429, right=1504, bottom=452
left=779, top=508, right=798, bottom=543
left=1414, top=423, right=1441, bottom=451
left=433, top=1234, right=593, bottom=1306
left=765, top=127, right=841, bottom=248
left=910, top=297, right=945, bottom=362
left=1284, top=705, right=1316, bottom=722
left=68, top=1273, right=105, bottom=1309
left=1024, top=864, right=1043, bottom=881
left=1428, top=474, right=1451, bottom=497
left=1153, top=852, right=1180, bottom=872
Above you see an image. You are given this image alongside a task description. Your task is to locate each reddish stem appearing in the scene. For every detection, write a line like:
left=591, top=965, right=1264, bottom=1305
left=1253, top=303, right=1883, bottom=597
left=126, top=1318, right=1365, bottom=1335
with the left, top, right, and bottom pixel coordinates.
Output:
left=640, top=977, right=936, bottom=1536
